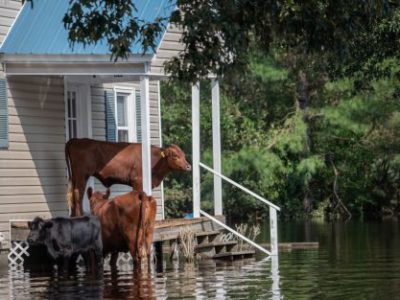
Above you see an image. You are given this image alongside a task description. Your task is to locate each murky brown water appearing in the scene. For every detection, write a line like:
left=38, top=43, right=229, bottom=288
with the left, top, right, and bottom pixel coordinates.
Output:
left=1, top=220, right=400, bottom=299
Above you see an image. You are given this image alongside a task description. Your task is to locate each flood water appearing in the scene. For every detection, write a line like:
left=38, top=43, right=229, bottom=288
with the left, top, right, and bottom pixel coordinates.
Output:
left=1, top=220, right=400, bottom=299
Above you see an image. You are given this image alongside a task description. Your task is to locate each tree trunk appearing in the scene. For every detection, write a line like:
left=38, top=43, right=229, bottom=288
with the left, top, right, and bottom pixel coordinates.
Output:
left=297, top=70, right=313, bottom=215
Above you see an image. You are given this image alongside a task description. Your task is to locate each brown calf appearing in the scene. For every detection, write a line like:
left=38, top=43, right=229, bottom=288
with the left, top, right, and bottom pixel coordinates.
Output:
left=66, top=138, right=190, bottom=216
left=87, top=188, right=157, bottom=268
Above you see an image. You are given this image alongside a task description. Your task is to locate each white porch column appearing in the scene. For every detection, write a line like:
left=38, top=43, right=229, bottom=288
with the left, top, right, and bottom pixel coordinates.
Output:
left=140, top=75, right=152, bottom=195
left=212, top=79, right=223, bottom=215
left=157, top=80, right=165, bottom=219
left=269, top=206, right=279, bottom=256
left=192, top=82, right=200, bottom=218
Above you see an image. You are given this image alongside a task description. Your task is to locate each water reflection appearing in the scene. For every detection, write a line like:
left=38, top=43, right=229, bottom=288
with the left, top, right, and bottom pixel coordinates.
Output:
left=3, top=256, right=279, bottom=299
left=270, top=256, right=280, bottom=300
left=3, top=221, right=400, bottom=299
left=103, top=269, right=157, bottom=300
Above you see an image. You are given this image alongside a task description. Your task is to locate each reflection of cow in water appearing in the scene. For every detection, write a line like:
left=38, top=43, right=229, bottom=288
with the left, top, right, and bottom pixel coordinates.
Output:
left=65, top=138, right=191, bottom=216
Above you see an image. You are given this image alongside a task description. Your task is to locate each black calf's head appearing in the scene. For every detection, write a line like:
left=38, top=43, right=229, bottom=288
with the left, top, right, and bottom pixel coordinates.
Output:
left=27, top=217, right=53, bottom=245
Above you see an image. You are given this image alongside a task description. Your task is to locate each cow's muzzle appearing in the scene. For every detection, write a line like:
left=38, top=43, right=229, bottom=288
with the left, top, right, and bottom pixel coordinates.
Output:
left=186, top=164, right=192, bottom=171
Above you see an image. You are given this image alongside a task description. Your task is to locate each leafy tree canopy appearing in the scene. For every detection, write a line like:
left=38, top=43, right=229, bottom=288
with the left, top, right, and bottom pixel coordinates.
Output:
left=59, top=0, right=400, bottom=81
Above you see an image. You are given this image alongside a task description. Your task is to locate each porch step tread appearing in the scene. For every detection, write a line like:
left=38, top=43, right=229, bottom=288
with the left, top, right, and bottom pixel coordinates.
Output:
left=195, top=230, right=221, bottom=237
left=212, top=250, right=255, bottom=259
left=195, top=241, right=237, bottom=250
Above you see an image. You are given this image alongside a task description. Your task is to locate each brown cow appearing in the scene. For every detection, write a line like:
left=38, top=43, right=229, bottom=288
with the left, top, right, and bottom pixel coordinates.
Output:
left=87, top=187, right=157, bottom=268
left=65, top=138, right=191, bottom=216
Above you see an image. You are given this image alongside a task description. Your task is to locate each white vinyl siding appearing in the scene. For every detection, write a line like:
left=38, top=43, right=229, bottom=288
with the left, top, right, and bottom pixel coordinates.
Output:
left=0, top=76, right=68, bottom=241
left=0, top=0, right=21, bottom=47
left=0, top=0, right=178, bottom=240
left=150, top=23, right=184, bottom=75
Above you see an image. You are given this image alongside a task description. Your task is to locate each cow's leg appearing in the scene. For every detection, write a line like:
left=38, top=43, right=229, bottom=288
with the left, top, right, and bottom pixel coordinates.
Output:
left=81, top=252, right=90, bottom=269
left=94, top=249, right=103, bottom=270
left=145, top=203, right=157, bottom=269
left=110, top=252, right=118, bottom=269
left=61, top=255, right=71, bottom=273
left=72, top=178, right=86, bottom=216
left=144, top=227, right=153, bottom=270
left=129, top=239, right=141, bottom=270
left=89, top=251, right=98, bottom=274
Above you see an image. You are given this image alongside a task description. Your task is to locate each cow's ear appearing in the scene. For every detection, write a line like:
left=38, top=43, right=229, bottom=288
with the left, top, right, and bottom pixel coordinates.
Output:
left=104, top=188, right=110, bottom=199
left=87, top=187, right=93, bottom=199
left=27, top=221, right=33, bottom=230
left=138, top=192, right=144, bottom=201
left=164, top=147, right=172, bottom=157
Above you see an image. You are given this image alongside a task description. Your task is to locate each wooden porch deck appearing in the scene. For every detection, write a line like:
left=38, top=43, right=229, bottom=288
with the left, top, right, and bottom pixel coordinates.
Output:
left=8, top=216, right=225, bottom=246
left=6, top=217, right=318, bottom=264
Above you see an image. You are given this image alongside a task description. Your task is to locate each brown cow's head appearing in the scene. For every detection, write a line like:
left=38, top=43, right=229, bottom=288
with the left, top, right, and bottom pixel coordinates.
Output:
left=87, top=187, right=110, bottom=209
left=163, top=144, right=191, bottom=172
left=138, top=191, right=156, bottom=203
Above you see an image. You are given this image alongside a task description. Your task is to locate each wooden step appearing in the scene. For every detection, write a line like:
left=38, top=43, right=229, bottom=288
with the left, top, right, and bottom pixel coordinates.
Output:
left=195, top=241, right=237, bottom=251
left=212, top=250, right=255, bottom=260
left=195, top=230, right=221, bottom=237
left=196, top=230, right=221, bottom=244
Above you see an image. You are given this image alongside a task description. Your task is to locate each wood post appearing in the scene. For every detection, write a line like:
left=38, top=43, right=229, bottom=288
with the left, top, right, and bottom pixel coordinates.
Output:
left=192, top=82, right=200, bottom=218
left=155, top=241, right=163, bottom=272
left=140, top=75, right=152, bottom=195
left=212, top=79, right=222, bottom=215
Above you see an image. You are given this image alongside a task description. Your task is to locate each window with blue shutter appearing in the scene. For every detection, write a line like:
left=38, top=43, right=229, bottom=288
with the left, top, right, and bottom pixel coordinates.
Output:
left=105, top=90, right=116, bottom=142
left=0, top=79, right=8, bottom=149
left=106, top=88, right=141, bottom=143
left=135, top=90, right=142, bottom=142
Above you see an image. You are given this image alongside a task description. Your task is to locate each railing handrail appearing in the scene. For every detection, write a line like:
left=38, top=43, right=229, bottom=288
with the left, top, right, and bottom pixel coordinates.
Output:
left=199, top=162, right=281, bottom=211
left=199, top=210, right=271, bottom=255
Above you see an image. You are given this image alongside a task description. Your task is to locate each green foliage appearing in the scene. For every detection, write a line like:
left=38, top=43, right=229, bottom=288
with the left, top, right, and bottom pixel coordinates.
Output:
left=163, top=54, right=400, bottom=221
left=62, top=0, right=166, bottom=60
left=57, top=0, right=400, bottom=220
left=59, top=0, right=400, bottom=81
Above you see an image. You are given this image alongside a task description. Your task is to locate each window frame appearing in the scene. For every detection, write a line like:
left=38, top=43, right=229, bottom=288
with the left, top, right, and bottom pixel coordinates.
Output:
left=113, top=87, right=136, bottom=143
left=66, top=89, right=78, bottom=140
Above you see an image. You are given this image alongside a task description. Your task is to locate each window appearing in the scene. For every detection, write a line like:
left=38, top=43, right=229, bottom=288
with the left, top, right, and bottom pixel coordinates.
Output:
left=67, top=90, right=77, bottom=139
left=114, top=89, right=136, bottom=142
left=116, top=93, right=129, bottom=142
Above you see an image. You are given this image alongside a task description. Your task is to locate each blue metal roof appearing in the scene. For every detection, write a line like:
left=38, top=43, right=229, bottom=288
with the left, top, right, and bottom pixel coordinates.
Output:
left=0, top=0, right=175, bottom=55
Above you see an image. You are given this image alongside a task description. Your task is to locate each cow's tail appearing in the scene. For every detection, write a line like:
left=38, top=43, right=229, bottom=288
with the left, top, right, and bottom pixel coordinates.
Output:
left=137, top=192, right=146, bottom=258
left=65, top=141, right=74, bottom=209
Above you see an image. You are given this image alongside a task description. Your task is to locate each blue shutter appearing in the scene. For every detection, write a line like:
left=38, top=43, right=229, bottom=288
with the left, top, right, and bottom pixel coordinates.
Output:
left=0, top=79, right=8, bottom=149
left=105, top=90, right=116, bottom=142
left=135, top=90, right=142, bottom=142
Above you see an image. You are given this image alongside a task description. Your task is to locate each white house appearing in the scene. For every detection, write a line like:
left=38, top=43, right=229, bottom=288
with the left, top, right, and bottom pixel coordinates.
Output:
left=0, top=0, right=184, bottom=240
left=0, top=0, right=280, bottom=257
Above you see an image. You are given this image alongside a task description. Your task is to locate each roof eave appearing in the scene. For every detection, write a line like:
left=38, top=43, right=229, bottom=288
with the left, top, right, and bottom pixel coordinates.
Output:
left=0, top=53, right=154, bottom=64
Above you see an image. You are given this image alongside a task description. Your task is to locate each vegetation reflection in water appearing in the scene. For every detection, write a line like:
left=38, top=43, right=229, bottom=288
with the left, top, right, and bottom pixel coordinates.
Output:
left=1, top=220, right=400, bottom=299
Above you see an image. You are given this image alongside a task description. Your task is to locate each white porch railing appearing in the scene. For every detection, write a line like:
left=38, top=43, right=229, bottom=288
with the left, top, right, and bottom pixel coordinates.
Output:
left=199, top=162, right=281, bottom=256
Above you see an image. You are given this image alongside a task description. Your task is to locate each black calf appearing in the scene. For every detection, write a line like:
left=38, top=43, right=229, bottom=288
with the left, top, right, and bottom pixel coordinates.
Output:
left=27, top=215, right=103, bottom=271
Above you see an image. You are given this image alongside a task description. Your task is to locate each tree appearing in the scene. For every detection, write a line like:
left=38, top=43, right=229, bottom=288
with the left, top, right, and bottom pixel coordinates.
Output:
left=59, top=1, right=400, bottom=220
left=61, top=0, right=400, bottom=82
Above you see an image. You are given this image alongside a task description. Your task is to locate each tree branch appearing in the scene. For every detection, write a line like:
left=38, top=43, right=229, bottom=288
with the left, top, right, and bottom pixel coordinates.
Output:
left=331, top=161, right=352, bottom=220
